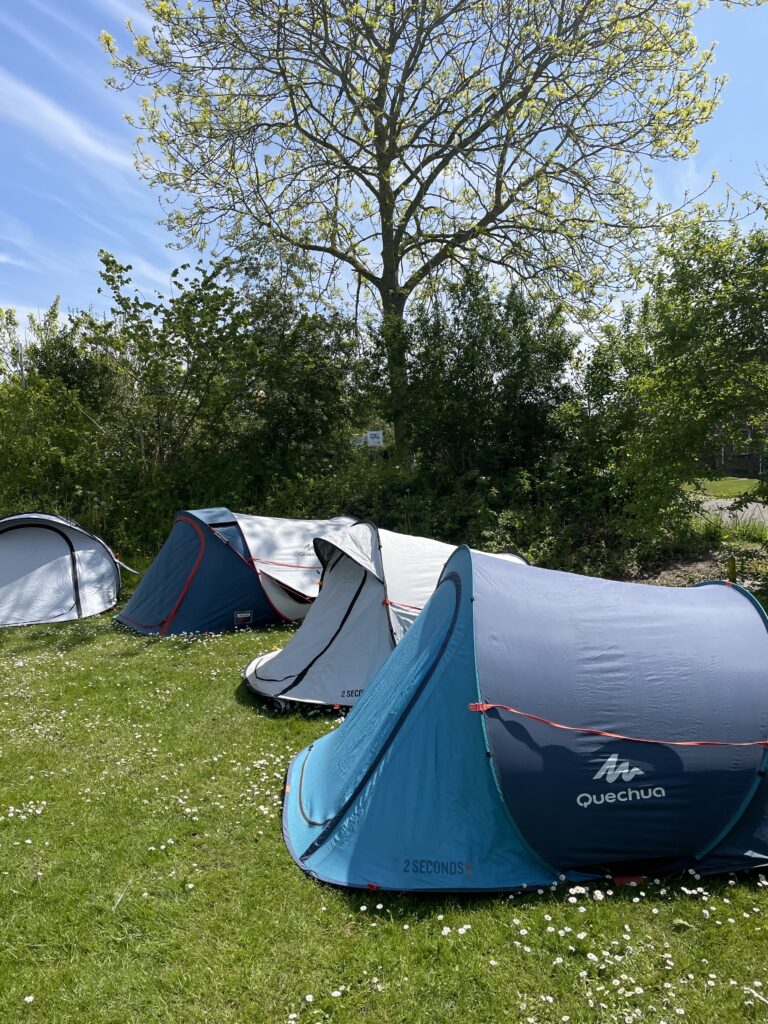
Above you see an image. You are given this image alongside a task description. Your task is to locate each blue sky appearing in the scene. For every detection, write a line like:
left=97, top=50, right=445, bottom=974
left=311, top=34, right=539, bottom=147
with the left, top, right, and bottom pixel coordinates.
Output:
left=0, top=1, right=766, bottom=323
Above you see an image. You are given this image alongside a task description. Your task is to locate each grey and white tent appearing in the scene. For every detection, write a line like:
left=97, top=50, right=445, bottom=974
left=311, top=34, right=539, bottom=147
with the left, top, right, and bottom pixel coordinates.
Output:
left=0, top=513, right=120, bottom=627
left=242, top=521, right=525, bottom=708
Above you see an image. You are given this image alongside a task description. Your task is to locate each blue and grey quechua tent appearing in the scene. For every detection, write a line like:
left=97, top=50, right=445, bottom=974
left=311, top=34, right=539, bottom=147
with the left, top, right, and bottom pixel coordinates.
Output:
left=116, top=508, right=353, bottom=636
left=283, top=547, right=768, bottom=891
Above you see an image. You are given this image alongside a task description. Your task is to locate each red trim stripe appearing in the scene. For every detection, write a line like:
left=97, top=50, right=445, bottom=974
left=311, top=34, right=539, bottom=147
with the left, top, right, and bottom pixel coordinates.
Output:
left=468, top=702, right=768, bottom=748
left=160, top=516, right=206, bottom=635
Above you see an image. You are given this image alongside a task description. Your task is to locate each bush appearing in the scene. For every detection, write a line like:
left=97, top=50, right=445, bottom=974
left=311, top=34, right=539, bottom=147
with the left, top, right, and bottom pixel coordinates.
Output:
left=0, top=259, right=731, bottom=575
left=0, top=256, right=364, bottom=552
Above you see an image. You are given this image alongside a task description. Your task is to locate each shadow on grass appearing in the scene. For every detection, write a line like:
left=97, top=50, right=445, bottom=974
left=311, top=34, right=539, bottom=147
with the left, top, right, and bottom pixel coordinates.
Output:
left=327, top=867, right=768, bottom=919
left=0, top=616, right=119, bottom=656
left=234, top=677, right=266, bottom=710
left=233, top=677, right=342, bottom=724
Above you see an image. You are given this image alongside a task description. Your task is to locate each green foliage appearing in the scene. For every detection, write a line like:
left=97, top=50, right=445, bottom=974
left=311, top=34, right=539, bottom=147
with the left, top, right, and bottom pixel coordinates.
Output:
left=103, top=0, right=761, bottom=451
left=529, top=327, right=704, bottom=572
left=407, top=274, right=574, bottom=477
left=293, top=270, right=714, bottom=573
left=636, top=218, right=768, bottom=478
left=479, top=218, right=768, bottom=572
left=0, top=306, right=25, bottom=378
left=581, top=217, right=768, bottom=558
left=4, top=241, right=764, bottom=574
left=0, top=375, right=99, bottom=518
left=104, top=0, right=733, bottom=316
left=395, top=272, right=577, bottom=548
left=0, top=255, right=363, bottom=550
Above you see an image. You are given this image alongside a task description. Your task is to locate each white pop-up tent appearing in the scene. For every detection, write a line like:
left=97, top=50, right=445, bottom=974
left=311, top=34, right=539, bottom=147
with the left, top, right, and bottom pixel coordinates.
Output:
left=242, top=521, right=525, bottom=708
left=0, top=513, right=120, bottom=627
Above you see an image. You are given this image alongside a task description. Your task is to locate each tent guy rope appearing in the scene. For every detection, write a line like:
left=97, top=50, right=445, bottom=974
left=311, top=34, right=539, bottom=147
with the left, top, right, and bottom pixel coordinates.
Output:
left=468, top=702, right=768, bottom=748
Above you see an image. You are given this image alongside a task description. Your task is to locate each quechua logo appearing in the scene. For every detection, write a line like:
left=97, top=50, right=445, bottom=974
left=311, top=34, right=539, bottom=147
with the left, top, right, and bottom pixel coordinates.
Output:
left=576, top=752, right=665, bottom=809
left=592, top=753, right=645, bottom=783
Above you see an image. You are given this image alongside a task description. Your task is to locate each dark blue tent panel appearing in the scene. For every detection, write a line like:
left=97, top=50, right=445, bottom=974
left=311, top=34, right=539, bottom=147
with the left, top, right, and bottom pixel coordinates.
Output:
left=283, top=548, right=768, bottom=891
left=116, top=509, right=271, bottom=635
left=193, top=507, right=251, bottom=558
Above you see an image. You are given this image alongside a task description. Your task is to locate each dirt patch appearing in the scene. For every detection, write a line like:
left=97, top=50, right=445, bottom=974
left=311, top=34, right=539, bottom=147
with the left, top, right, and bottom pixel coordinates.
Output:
left=629, top=544, right=768, bottom=598
left=634, top=551, right=727, bottom=588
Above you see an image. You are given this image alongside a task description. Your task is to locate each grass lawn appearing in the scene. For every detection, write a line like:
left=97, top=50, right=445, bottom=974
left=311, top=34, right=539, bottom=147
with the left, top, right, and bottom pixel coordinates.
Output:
left=2, top=606, right=768, bottom=1023
left=695, top=477, right=760, bottom=500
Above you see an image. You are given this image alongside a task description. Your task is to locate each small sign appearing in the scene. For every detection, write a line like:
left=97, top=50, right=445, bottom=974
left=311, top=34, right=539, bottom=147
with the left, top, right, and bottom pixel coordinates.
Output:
left=366, top=430, right=384, bottom=448
left=234, top=610, right=253, bottom=627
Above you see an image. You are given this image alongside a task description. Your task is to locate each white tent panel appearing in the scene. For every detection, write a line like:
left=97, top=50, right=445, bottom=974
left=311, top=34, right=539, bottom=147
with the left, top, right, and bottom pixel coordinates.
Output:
left=247, top=551, right=393, bottom=705
left=234, top=514, right=354, bottom=598
left=244, top=523, right=463, bottom=707
left=314, top=521, right=383, bottom=580
left=74, top=541, right=121, bottom=618
left=0, top=527, right=77, bottom=625
left=0, top=513, right=120, bottom=627
left=259, top=571, right=312, bottom=621
left=378, top=529, right=455, bottom=640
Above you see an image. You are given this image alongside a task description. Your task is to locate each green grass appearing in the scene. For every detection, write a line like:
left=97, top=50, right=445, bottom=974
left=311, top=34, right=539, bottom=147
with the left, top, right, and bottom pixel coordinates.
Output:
left=719, top=520, right=768, bottom=546
left=695, top=477, right=760, bottom=500
left=3, top=609, right=768, bottom=1023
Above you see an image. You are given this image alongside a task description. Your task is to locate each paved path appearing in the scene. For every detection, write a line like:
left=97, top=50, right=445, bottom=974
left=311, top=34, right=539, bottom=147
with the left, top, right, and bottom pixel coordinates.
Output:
left=702, top=498, right=768, bottom=524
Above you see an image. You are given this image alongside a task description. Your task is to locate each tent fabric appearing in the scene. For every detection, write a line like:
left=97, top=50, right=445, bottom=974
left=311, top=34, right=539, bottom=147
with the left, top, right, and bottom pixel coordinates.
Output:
left=234, top=514, right=352, bottom=600
left=283, top=548, right=768, bottom=891
left=0, top=513, right=120, bottom=627
left=243, top=525, right=527, bottom=708
left=116, top=509, right=354, bottom=636
left=243, top=522, right=469, bottom=707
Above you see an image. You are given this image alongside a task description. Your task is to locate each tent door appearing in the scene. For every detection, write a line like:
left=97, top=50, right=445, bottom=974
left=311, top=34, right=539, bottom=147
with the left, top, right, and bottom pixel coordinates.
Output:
left=0, top=525, right=81, bottom=625
left=271, top=556, right=369, bottom=696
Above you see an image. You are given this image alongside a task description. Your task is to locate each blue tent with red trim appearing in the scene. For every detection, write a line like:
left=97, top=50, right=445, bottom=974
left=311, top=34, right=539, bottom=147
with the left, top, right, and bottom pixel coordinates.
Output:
left=116, top=508, right=353, bottom=636
left=283, top=547, right=768, bottom=891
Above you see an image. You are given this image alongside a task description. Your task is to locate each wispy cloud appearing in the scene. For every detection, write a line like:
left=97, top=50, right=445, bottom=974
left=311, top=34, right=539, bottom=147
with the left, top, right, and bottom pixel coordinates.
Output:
left=0, top=9, right=127, bottom=112
left=14, top=185, right=127, bottom=246
left=0, top=210, right=103, bottom=283
left=0, top=69, right=133, bottom=172
left=96, top=0, right=155, bottom=35
left=126, top=255, right=178, bottom=291
left=0, top=213, right=40, bottom=261
left=0, top=0, right=197, bottom=315
left=26, top=0, right=103, bottom=48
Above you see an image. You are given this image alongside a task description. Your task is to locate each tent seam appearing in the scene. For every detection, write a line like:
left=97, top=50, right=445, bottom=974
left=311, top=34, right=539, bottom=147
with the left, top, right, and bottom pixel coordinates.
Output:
left=468, top=547, right=559, bottom=877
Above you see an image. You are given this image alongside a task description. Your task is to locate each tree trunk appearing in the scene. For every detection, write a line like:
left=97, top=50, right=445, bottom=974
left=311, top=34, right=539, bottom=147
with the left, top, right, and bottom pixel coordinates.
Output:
left=380, top=290, right=410, bottom=461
